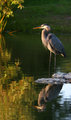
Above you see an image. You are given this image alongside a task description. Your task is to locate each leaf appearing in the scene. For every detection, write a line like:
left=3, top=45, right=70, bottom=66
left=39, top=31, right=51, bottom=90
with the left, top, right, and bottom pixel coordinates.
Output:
left=0, top=0, right=24, bottom=32
left=17, top=4, right=24, bottom=9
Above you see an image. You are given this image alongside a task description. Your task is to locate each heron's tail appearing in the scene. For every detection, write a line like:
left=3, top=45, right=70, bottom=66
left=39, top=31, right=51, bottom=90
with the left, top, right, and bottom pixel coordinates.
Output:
left=61, top=53, right=66, bottom=58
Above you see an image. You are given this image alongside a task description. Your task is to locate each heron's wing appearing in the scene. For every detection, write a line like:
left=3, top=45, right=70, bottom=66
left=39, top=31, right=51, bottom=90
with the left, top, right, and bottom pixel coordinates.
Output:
left=48, top=33, right=65, bottom=55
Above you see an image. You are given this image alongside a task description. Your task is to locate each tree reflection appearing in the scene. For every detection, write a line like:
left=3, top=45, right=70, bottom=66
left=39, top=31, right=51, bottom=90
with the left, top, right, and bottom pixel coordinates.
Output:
left=0, top=34, right=11, bottom=85
left=0, top=34, right=37, bottom=120
left=35, top=84, right=63, bottom=111
left=0, top=34, right=23, bottom=86
left=0, top=76, right=38, bottom=120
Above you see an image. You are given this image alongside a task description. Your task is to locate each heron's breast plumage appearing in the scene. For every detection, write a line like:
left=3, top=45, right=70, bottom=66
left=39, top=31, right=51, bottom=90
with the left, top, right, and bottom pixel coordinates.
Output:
left=41, top=30, right=54, bottom=52
left=41, top=29, right=49, bottom=48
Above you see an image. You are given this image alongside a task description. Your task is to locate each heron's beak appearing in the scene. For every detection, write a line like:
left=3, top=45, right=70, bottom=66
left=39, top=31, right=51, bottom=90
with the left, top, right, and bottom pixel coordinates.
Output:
left=33, top=26, right=41, bottom=29
left=34, top=106, right=43, bottom=110
left=34, top=105, right=46, bottom=110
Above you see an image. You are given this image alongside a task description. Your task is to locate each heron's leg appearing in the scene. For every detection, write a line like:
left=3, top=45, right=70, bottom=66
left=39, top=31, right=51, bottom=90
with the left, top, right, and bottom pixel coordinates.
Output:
left=49, top=52, right=52, bottom=77
left=54, top=54, right=56, bottom=71
left=49, top=51, right=52, bottom=63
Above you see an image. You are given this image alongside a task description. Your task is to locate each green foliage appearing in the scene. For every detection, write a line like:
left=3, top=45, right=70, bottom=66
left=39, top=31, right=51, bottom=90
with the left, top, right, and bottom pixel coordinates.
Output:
left=0, top=0, right=24, bottom=33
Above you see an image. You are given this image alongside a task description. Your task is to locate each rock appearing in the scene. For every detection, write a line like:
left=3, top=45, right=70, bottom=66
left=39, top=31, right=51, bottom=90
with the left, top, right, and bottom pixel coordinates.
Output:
left=52, top=72, right=66, bottom=78
left=52, top=72, right=71, bottom=80
left=64, top=72, right=71, bottom=80
left=35, top=72, right=71, bottom=84
left=35, top=78, right=65, bottom=84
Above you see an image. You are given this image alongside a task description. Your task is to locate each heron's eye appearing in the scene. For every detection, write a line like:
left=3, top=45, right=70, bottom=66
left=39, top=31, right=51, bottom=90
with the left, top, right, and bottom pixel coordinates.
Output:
left=41, top=24, right=44, bottom=27
left=41, top=25, right=43, bottom=27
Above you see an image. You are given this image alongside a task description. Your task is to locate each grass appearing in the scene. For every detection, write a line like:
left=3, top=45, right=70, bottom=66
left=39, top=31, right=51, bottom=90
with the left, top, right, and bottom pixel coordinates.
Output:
left=6, top=0, right=71, bottom=34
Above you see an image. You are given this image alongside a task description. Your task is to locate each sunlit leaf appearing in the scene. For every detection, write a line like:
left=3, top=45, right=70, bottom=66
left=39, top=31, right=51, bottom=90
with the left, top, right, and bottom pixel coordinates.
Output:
left=0, top=0, right=24, bottom=32
left=17, top=4, right=24, bottom=9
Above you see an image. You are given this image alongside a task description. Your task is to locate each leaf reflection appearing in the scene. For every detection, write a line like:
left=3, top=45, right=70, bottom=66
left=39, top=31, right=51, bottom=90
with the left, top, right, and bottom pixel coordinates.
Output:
left=0, top=34, right=37, bottom=120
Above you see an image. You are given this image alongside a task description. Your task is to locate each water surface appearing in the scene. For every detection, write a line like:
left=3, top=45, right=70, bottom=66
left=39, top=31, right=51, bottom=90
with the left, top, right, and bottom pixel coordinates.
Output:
left=0, top=33, right=71, bottom=120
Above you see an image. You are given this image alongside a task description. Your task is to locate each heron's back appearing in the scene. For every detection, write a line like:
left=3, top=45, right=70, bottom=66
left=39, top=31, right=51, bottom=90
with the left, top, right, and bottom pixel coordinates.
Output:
left=48, top=33, right=66, bottom=57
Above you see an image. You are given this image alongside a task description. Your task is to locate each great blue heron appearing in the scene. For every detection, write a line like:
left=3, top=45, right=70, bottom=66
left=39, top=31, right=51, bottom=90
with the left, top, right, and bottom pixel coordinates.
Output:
left=33, top=24, right=66, bottom=61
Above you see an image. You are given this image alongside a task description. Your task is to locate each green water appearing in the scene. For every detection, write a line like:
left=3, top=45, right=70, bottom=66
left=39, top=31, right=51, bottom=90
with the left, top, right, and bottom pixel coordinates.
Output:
left=0, top=32, right=71, bottom=120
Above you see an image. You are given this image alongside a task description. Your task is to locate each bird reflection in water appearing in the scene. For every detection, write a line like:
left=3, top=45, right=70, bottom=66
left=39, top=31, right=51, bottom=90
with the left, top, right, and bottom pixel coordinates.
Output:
left=35, top=84, right=63, bottom=112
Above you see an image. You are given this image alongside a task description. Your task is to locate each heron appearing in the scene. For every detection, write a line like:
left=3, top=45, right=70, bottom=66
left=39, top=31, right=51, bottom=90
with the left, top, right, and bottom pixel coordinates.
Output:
left=33, top=24, right=66, bottom=64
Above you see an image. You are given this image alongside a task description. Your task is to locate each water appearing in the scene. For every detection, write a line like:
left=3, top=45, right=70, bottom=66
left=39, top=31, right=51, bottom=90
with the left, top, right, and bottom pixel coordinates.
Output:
left=0, top=33, right=71, bottom=120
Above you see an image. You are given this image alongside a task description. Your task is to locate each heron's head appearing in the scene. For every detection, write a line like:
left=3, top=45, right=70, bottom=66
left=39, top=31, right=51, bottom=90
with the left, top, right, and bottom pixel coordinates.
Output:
left=33, top=24, right=51, bottom=31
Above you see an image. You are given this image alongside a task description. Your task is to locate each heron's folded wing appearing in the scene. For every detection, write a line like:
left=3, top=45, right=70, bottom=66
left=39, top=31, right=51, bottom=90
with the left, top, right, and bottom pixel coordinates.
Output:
left=48, top=34, right=65, bottom=53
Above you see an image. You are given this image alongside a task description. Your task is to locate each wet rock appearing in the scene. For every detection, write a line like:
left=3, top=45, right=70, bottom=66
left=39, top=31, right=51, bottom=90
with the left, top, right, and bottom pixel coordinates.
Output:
left=52, top=72, right=71, bottom=80
left=52, top=72, right=66, bottom=78
left=35, top=78, right=65, bottom=84
left=35, top=72, right=71, bottom=84
left=64, top=72, right=71, bottom=80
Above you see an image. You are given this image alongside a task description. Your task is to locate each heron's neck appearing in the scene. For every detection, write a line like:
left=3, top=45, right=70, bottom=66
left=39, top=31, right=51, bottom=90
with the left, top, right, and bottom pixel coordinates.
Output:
left=41, top=29, right=50, bottom=47
left=41, top=29, right=50, bottom=39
